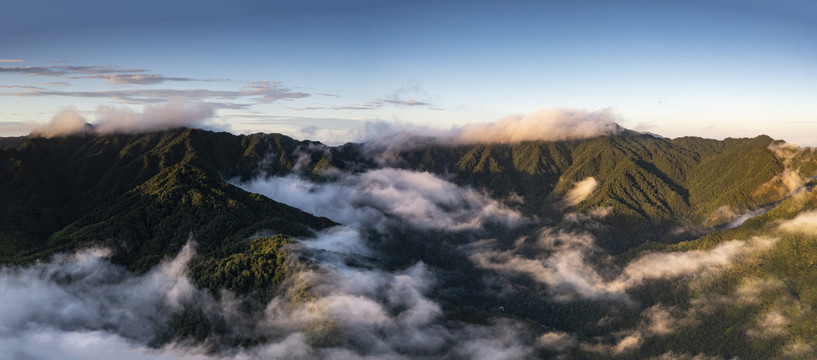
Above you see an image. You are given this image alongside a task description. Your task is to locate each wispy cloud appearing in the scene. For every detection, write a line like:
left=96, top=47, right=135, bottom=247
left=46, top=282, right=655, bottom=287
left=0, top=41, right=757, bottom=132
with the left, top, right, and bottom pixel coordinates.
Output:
left=0, top=81, right=307, bottom=107
left=41, top=81, right=70, bottom=87
left=83, top=73, right=195, bottom=85
left=0, top=65, right=144, bottom=76
left=381, top=99, right=429, bottom=106
left=236, top=168, right=526, bottom=232
left=564, top=177, right=599, bottom=206
left=0, top=59, right=23, bottom=63
left=0, top=65, right=203, bottom=85
left=471, top=226, right=779, bottom=303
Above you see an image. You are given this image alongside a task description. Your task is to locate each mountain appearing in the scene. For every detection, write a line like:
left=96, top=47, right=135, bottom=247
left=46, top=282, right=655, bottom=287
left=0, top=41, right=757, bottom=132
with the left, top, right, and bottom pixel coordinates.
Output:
left=0, top=129, right=336, bottom=269
left=2, top=127, right=816, bottom=359
left=376, top=131, right=808, bottom=250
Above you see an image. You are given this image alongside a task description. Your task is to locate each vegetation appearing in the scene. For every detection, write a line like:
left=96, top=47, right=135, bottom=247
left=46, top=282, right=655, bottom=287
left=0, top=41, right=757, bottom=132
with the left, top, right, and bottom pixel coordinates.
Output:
left=2, top=127, right=816, bottom=357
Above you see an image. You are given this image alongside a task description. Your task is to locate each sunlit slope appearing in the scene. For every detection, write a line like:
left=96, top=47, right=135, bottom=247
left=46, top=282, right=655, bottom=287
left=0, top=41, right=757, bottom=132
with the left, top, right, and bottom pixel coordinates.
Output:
left=599, top=182, right=817, bottom=359
left=391, top=132, right=811, bottom=249
left=0, top=129, right=335, bottom=270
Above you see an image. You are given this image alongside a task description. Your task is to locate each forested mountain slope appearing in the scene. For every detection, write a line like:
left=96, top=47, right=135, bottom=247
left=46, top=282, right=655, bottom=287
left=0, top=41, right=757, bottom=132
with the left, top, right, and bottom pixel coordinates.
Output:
left=0, top=128, right=335, bottom=270
left=2, top=127, right=817, bottom=359
left=379, top=131, right=814, bottom=250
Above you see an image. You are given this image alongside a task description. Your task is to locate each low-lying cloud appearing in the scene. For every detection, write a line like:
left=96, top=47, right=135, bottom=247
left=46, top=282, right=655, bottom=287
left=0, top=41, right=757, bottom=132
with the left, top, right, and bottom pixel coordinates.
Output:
left=471, top=227, right=779, bottom=303
left=564, top=177, right=599, bottom=206
left=236, top=168, right=526, bottom=232
left=778, top=210, right=817, bottom=235
left=1, top=232, right=538, bottom=359
left=0, top=242, right=199, bottom=359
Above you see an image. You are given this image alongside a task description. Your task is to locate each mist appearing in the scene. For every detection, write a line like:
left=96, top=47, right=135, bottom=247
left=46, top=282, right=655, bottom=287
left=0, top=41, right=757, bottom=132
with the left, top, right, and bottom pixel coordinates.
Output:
left=235, top=168, right=526, bottom=232
left=471, top=226, right=780, bottom=303
left=563, top=177, right=598, bottom=206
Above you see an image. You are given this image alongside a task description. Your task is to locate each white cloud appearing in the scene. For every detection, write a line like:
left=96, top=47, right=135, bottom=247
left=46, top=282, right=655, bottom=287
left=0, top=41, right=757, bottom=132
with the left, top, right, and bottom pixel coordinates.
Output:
left=778, top=210, right=817, bottom=235
left=608, top=237, right=778, bottom=293
left=95, top=102, right=216, bottom=134
left=471, top=229, right=779, bottom=303
left=0, top=242, right=200, bottom=358
left=564, top=177, right=598, bottom=206
left=452, top=108, right=620, bottom=144
left=537, top=331, right=578, bottom=351
left=29, top=107, right=89, bottom=138
left=235, top=168, right=525, bottom=232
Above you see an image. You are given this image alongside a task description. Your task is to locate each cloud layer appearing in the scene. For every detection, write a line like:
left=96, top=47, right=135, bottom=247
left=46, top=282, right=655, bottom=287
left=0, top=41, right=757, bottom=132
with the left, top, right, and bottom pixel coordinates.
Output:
left=235, top=168, right=526, bottom=232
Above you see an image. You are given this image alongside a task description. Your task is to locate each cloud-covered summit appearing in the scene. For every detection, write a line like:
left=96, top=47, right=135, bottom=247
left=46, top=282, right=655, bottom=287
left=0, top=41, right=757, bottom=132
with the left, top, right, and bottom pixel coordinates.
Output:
left=29, top=102, right=220, bottom=137
left=452, top=108, right=621, bottom=144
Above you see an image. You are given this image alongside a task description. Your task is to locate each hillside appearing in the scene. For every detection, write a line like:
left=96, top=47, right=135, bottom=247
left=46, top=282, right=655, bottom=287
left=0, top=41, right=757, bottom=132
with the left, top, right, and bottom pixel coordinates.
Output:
left=380, top=131, right=806, bottom=251
left=0, top=128, right=336, bottom=270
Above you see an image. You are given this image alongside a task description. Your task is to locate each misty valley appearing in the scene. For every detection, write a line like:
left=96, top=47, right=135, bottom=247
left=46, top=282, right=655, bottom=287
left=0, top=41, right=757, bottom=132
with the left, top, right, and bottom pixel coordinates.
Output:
left=2, top=124, right=817, bottom=359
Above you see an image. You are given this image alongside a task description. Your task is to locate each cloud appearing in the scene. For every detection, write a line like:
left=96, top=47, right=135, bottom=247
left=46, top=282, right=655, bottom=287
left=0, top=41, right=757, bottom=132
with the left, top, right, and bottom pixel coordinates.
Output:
left=564, top=177, right=598, bottom=206
left=381, top=99, right=429, bottom=106
left=29, top=107, right=90, bottom=138
left=471, top=228, right=779, bottom=303
left=452, top=108, right=620, bottom=144
left=778, top=210, right=817, bottom=235
left=0, top=64, right=196, bottom=85
left=641, top=305, right=678, bottom=336
left=236, top=168, right=525, bottom=232
left=355, top=108, right=624, bottom=165
left=0, top=59, right=23, bottom=63
left=649, top=352, right=725, bottom=360
left=95, top=102, right=217, bottom=134
left=753, top=141, right=813, bottom=199
left=537, top=331, right=578, bottom=351
left=607, top=237, right=778, bottom=293
left=470, top=229, right=624, bottom=302
left=767, top=141, right=803, bottom=160
left=0, top=242, right=198, bottom=349
left=86, top=74, right=195, bottom=85
left=3, top=80, right=307, bottom=107
left=379, top=80, right=434, bottom=108
left=0, top=65, right=144, bottom=77
left=451, top=320, right=535, bottom=360
left=26, top=102, right=222, bottom=138
left=0, top=231, right=539, bottom=359
left=746, top=309, right=789, bottom=338
left=42, top=81, right=70, bottom=87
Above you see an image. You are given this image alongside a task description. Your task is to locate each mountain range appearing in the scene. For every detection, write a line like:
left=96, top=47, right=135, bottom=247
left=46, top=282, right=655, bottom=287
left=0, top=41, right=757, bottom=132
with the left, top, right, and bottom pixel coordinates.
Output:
left=2, top=127, right=816, bottom=359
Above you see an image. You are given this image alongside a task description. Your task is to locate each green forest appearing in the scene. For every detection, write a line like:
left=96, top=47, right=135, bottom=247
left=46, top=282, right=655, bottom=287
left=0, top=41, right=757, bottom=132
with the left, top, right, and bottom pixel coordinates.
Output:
left=2, top=128, right=816, bottom=359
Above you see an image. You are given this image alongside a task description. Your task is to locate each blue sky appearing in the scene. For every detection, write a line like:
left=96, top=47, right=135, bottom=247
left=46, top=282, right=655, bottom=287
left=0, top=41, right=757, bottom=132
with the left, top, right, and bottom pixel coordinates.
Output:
left=1, top=0, right=815, bottom=144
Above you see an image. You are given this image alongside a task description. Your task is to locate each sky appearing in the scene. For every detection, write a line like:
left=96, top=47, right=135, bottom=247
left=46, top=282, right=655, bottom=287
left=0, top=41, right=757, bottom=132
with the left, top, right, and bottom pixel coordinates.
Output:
left=1, top=0, right=815, bottom=144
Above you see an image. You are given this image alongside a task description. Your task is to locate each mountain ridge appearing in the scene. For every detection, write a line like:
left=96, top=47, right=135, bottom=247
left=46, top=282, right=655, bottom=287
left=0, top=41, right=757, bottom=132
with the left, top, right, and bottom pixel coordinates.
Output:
left=3, top=127, right=817, bottom=358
